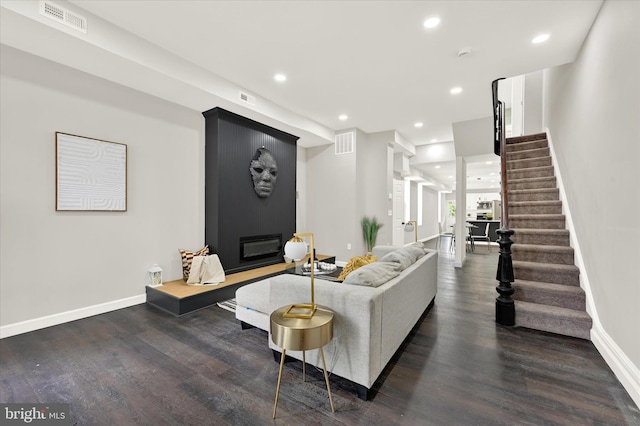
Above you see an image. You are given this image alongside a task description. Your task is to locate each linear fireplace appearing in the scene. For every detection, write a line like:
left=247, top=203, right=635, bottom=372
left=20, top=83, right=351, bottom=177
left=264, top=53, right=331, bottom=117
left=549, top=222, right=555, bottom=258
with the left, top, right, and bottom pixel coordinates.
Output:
left=240, top=234, right=282, bottom=262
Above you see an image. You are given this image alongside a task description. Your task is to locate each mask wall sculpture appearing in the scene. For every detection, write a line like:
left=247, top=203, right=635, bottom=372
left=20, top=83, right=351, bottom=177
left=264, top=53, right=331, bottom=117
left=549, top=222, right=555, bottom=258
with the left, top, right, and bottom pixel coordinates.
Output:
left=250, top=147, right=278, bottom=198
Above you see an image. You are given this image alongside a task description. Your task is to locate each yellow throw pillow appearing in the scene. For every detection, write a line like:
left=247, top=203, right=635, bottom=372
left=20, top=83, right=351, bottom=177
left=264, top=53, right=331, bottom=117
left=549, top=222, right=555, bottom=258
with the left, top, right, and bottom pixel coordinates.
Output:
left=338, top=254, right=377, bottom=281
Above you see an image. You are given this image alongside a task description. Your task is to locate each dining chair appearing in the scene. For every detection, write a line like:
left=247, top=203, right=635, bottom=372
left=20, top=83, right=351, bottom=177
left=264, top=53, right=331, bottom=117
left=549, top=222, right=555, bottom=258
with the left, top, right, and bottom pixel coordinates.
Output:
left=471, top=223, right=491, bottom=252
left=437, top=222, right=454, bottom=251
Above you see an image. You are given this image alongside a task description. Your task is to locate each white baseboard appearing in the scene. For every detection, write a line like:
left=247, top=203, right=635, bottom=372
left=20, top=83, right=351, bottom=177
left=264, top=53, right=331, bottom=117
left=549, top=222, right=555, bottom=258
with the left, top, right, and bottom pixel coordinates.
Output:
left=591, top=323, right=640, bottom=408
left=0, top=294, right=146, bottom=339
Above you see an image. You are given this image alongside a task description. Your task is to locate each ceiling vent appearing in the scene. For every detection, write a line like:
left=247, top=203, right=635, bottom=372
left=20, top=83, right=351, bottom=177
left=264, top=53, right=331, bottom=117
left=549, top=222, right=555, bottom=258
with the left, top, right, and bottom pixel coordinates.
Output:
left=39, top=1, right=87, bottom=33
left=335, top=132, right=355, bottom=155
left=239, top=91, right=256, bottom=106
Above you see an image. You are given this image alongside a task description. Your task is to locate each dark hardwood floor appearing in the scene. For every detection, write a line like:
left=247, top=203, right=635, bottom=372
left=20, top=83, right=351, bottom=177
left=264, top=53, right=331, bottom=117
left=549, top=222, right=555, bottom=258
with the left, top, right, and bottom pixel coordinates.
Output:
left=1, top=245, right=638, bottom=425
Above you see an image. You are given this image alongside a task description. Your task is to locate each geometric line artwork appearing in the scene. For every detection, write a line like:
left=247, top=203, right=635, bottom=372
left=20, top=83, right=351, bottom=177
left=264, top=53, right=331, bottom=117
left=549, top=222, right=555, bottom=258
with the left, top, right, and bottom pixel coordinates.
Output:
left=56, top=132, right=127, bottom=211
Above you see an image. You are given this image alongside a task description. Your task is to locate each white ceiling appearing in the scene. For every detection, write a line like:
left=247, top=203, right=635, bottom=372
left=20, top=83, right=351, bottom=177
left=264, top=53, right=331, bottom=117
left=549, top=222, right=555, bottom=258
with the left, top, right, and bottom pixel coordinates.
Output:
left=3, top=0, right=603, bottom=190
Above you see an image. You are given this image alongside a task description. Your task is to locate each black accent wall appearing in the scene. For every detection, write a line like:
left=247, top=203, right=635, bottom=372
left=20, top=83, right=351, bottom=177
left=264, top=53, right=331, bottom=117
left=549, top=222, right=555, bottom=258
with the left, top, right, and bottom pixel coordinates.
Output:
left=202, top=108, right=298, bottom=274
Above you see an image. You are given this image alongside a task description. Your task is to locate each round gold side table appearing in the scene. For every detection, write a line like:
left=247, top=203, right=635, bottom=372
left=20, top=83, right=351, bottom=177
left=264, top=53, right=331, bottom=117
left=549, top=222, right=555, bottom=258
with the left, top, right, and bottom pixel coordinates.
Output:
left=270, top=304, right=335, bottom=418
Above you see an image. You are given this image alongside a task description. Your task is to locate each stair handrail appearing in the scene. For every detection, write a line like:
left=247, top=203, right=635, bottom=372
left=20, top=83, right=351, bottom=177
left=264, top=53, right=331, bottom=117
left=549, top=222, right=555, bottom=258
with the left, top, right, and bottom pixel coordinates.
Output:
left=492, top=78, right=515, bottom=326
left=492, top=77, right=509, bottom=228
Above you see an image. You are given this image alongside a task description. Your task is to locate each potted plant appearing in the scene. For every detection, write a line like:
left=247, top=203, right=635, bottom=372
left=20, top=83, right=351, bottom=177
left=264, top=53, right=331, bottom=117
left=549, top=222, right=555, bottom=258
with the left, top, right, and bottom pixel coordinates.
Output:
left=361, top=216, right=383, bottom=254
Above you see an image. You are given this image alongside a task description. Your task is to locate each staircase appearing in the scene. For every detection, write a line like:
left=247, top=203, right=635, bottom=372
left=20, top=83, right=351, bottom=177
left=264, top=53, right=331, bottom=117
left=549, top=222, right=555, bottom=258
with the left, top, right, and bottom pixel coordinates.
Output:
left=505, top=133, right=592, bottom=340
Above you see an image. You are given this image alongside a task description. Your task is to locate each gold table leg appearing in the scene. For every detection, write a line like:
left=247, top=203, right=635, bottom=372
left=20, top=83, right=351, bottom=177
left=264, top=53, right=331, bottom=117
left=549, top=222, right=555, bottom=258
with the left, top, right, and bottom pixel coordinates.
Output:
left=272, top=349, right=286, bottom=419
left=320, top=347, right=335, bottom=413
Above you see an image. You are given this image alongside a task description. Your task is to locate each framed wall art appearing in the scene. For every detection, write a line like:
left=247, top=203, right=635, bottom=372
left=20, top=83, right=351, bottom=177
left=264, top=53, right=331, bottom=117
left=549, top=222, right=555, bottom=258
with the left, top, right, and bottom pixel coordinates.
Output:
left=56, top=132, right=127, bottom=211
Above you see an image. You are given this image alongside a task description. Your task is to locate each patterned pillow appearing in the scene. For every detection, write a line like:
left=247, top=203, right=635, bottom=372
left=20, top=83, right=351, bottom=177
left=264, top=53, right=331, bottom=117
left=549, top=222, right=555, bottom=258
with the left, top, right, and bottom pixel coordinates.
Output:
left=337, top=254, right=377, bottom=281
left=178, top=246, right=209, bottom=281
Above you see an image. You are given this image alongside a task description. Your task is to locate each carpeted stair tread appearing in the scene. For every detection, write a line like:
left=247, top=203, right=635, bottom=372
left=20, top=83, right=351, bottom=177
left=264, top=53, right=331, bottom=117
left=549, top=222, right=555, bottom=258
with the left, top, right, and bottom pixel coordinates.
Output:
left=509, top=200, right=562, bottom=215
left=511, top=228, right=570, bottom=246
left=510, top=200, right=562, bottom=207
left=507, top=156, right=552, bottom=170
left=508, top=176, right=557, bottom=190
left=506, top=147, right=550, bottom=161
left=505, top=139, right=548, bottom=153
left=513, top=260, right=580, bottom=286
left=508, top=188, right=559, bottom=202
left=507, top=165, right=555, bottom=180
left=515, top=300, right=591, bottom=340
left=514, top=280, right=586, bottom=310
left=510, top=214, right=566, bottom=229
left=512, top=244, right=574, bottom=264
left=506, top=133, right=547, bottom=144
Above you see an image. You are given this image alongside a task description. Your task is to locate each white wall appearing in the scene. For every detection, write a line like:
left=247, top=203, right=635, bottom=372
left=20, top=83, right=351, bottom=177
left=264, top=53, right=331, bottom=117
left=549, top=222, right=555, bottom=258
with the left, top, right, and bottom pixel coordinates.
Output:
left=454, top=157, right=467, bottom=267
left=524, top=70, right=543, bottom=135
left=360, top=130, right=395, bottom=247
left=452, top=116, right=494, bottom=157
left=0, top=46, right=204, bottom=335
left=419, top=186, right=439, bottom=243
left=305, top=139, right=358, bottom=262
left=543, top=0, right=639, bottom=404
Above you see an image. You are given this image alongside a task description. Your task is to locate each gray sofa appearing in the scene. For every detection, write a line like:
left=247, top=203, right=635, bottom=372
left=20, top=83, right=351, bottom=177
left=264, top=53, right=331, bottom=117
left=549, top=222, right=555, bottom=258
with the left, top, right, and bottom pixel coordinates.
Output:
left=235, top=244, right=438, bottom=400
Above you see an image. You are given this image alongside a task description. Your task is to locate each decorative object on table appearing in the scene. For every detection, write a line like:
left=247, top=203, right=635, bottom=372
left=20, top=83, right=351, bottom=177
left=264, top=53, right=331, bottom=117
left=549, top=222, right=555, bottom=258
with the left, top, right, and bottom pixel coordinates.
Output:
left=249, top=147, right=278, bottom=198
left=403, top=220, right=418, bottom=243
left=361, top=216, right=383, bottom=254
left=55, top=132, right=127, bottom=211
left=178, top=246, right=209, bottom=280
left=187, top=254, right=226, bottom=286
left=283, top=233, right=317, bottom=318
left=337, top=254, right=377, bottom=281
left=147, top=264, right=163, bottom=287
left=301, top=261, right=337, bottom=274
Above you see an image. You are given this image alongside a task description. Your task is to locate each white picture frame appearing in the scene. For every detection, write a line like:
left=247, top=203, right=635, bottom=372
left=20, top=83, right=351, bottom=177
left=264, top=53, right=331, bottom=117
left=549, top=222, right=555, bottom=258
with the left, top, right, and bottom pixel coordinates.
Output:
left=55, top=132, right=127, bottom=211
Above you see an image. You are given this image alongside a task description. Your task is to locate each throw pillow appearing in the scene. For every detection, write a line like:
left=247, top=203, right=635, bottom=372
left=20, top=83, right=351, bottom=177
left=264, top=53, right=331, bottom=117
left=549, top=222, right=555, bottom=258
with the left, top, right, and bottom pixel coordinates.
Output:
left=187, top=254, right=225, bottom=286
left=337, top=254, right=377, bottom=281
left=178, top=246, right=209, bottom=281
left=343, top=261, right=400, bottom=287
left=379, top=246, right=426, bottom=271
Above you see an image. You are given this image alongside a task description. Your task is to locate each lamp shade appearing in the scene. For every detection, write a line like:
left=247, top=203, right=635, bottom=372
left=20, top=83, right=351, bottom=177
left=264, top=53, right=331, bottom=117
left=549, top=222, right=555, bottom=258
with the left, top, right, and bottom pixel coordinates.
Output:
left=284, top=237, right=307, bottom=261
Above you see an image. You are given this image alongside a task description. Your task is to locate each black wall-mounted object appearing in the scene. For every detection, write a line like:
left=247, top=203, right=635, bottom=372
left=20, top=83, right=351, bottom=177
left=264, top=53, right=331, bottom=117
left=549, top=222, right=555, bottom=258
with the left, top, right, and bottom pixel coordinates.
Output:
left=202, top=107, right=299, bottom=274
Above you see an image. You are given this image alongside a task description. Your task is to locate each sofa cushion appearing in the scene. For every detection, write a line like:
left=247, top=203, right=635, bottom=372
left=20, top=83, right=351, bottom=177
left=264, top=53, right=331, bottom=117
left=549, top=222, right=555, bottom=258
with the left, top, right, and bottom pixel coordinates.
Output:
left=337, top=254, right=377, bottom=281
left=236, top=278, right=271, bottom=314
left=342, top=261, right=400, bottom=287
left=379, top=245, right=426, bottom=271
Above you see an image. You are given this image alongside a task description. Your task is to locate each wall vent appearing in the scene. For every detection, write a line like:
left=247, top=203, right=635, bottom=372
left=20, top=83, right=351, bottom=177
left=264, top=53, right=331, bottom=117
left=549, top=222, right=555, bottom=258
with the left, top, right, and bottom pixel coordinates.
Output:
left=335, top=131, right=355, bottom=155
left=239, top=91, right=256, bottom=106
left=39, top=1, right=87, bottom=33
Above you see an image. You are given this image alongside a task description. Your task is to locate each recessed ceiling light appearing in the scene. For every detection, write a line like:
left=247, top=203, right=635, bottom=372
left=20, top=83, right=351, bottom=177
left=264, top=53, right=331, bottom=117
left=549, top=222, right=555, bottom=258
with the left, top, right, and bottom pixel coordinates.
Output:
left=423, top=16, right=440, bottom=29
left=274, top=73, right=287, bottom=82
left=435, top=165, right=441, bottom=169
left=414, top=122, right=424, bottom=128
left=450, top=87, right=463, bottom=95
left=338, top=114, right=348, bottom=121
left=485, top=161, right=493, bottom=165
left=431, top=138, right=438, bottom=143
left=532, top=34, right=550, bottom=44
